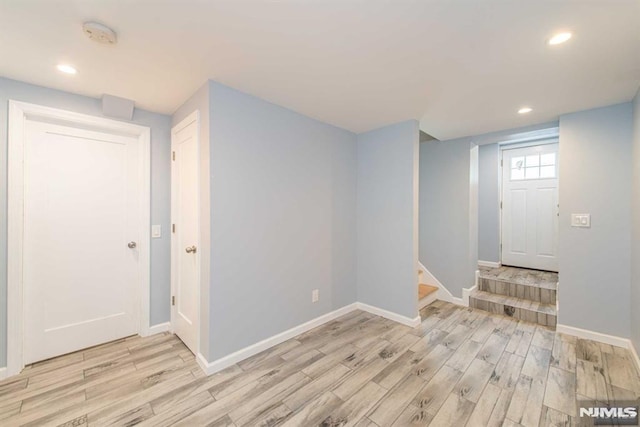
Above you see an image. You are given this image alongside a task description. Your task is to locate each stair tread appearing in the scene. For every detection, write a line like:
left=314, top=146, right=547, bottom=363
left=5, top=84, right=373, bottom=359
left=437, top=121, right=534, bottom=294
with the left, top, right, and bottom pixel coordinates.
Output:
left=418, top=284, right=438, bottom=299
left=470, top=290, right=556, bottom=315
left=478, top=266, right=557, bottom=290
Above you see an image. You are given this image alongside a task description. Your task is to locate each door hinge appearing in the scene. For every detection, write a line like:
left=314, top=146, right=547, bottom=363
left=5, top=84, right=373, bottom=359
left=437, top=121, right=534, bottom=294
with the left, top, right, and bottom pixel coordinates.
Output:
left=172, top=296, right=175, bottom=306
left=172, top=151, right=176, bottom=161
left=500, top=201, right=503, bottom=209
left=172, top=224, right=176, bottom=233
left=501, top=159, right=503, bottom=167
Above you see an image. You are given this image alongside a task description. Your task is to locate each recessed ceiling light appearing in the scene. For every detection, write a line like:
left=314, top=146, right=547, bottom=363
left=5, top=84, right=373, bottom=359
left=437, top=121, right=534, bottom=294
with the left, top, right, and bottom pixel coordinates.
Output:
left=56, top=64, right=77, bottom=75
left=548, top=32, right=572, bottom=45
left=518, top=107, right=533, bottom=114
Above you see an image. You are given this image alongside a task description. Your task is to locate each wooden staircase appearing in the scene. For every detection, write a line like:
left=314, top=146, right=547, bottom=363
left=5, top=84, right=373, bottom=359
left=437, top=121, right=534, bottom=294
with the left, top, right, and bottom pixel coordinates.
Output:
left=469, top=266, right=558, bottom=328
left=418, top=269, right=438, bottom=309
left=419, top=284, right=438, bottom=299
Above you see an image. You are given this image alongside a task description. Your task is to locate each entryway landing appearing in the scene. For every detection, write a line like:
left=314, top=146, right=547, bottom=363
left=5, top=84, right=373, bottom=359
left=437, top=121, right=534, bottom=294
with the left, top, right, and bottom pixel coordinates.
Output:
left=478, top=265, right=558, bottom=290
left=471, top=266, right=558, bottom=329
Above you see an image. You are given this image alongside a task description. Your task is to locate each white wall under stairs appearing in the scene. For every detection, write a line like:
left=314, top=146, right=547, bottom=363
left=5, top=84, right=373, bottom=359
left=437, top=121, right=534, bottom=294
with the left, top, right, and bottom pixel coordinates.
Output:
left=418, top=261, right=477, bottom=307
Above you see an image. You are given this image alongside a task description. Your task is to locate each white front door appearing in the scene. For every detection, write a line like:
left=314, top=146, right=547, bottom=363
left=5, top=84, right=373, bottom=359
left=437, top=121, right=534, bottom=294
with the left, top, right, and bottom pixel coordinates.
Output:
left=501, top=143, right=559, bottom=272
left=171, top=113, right=200, bottom=354
left=23, top=121, right=141, bottom=364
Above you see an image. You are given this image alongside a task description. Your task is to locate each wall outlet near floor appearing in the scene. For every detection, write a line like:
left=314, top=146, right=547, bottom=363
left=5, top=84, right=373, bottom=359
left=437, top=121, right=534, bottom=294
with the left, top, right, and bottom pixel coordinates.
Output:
left=312, top=289, right=319, bottom=303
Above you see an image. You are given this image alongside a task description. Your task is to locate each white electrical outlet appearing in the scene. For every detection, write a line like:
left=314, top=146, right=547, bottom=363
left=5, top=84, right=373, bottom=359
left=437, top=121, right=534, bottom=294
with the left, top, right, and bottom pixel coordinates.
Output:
left=312, top=289, right=319, bottom=303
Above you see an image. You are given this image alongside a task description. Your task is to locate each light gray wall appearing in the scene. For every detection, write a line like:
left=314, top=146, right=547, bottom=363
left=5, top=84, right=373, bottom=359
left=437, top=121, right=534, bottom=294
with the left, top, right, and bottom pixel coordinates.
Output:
left=631, top=89, right=640, bottom=351
left=558, top=103, right=633, bottom=338
left=478, top=144, right=500, bottom=263
left=171, top=82, right=213, bottom=360
left=357, top=120, right=419, bottom=319
left=207, top=81, right=357, bottom=360
left=469, top=145, right=479, bottom=273
left=0, top=77, right=172, bottom=367
left=419, top=138, right=477, bottom=297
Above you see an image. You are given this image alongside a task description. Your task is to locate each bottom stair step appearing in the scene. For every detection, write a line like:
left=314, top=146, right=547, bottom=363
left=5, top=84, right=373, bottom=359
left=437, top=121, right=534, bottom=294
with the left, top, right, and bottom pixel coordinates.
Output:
left=469, top=290, right=557, bottom=328
left=418, top=284, right=438, bottom=299
left=418, top=284, right=438, bottom=310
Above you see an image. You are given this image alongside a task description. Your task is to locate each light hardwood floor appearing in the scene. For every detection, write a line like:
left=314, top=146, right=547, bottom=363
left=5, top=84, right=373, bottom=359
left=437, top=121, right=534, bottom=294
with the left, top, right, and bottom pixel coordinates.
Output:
left=1, top=301, right=639, bottom=426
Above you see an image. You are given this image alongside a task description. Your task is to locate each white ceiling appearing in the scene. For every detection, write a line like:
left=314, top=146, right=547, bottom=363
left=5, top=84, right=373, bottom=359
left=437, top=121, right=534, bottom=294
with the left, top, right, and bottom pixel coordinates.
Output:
left=1, top=1, right=639, bottom=140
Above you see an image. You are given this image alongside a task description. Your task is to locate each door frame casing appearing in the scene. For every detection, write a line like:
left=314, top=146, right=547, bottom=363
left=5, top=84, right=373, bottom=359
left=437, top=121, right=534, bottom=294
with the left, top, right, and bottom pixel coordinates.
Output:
left=499, top=139, right=559, bottom=269
left=7, top=101, right=151, bottom=377
left=170, top=111, right=201, bottom=355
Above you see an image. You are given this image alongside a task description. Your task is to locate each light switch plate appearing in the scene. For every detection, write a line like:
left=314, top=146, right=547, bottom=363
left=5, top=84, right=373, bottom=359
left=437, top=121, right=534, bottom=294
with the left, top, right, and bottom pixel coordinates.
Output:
left=151, top=225, right=162, bottom=238
left=571, top=214, right=591, bottom=228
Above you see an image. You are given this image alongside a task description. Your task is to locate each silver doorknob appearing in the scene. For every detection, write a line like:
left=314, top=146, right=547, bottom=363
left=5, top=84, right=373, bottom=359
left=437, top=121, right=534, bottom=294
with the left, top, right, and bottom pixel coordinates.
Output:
left=185, top=246, right=197, bottom=254
left=128, top=241, right=137, bottom=249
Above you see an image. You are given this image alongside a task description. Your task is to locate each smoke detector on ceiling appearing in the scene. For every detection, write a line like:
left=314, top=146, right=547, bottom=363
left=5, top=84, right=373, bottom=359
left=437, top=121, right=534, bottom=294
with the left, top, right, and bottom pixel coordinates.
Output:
left=82, top=22, right=117, bottom=44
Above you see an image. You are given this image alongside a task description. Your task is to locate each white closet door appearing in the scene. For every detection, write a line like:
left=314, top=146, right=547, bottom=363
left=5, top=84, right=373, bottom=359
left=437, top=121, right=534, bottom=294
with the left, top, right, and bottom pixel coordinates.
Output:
left=23, top=121, right=140, bottom=364
left=171, top=114, right=200, bottom=354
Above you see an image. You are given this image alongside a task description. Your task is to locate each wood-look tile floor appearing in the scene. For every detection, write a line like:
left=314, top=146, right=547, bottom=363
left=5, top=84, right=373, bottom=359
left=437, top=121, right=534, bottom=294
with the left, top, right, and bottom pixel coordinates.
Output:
left=1, top=301, right=639, bottom=426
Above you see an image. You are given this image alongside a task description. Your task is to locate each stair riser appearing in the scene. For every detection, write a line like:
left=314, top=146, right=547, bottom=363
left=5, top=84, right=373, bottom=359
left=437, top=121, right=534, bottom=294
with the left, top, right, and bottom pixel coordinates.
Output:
left=419, top=291, right=438, bottom=310
left=470, top=296, right=557, bottom=328
left=479, top=278, right=556, bottom=304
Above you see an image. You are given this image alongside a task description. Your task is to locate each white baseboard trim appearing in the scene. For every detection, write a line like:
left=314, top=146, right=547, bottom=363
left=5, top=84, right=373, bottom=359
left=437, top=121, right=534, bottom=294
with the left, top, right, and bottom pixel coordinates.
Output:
left=146, top=322, right=171, bottom=337
left=478, top=260, right=501, bottom=268
left=434, top=282, right=458, bottom=305
left=355, top=302, right=421, bottom=328
left=557, top=324, right=640, bottom=374
left=0, top=367, right=6, bottom=381
left=196, top=303, right=359, bottom=375
left=436, top=285, right=458, bottom=305
left=556, top=324, right=630, bottom=349
left=461, top=270, right=480, bottom=307
left=462, top=284, right=478, bottom=307
left=418, top=261, right=457, bottom=305
left=196, top=301, right=422, bottom=376
left=450, top=296, right=465, bottom=306
left=417, top=261, right=475, bottom=307
left=196, top=353, right=213, bottom=375
left=440, top=285, right=474, bottom=308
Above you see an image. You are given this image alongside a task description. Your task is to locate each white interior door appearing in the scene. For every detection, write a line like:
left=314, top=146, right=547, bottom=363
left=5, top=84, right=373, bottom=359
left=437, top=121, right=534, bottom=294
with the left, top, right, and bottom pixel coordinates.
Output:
left=501, top=143, right=559, bottom=272
left=23, top=121, right=141, bottom=364
left=171, top=113, right=200, bottom=354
